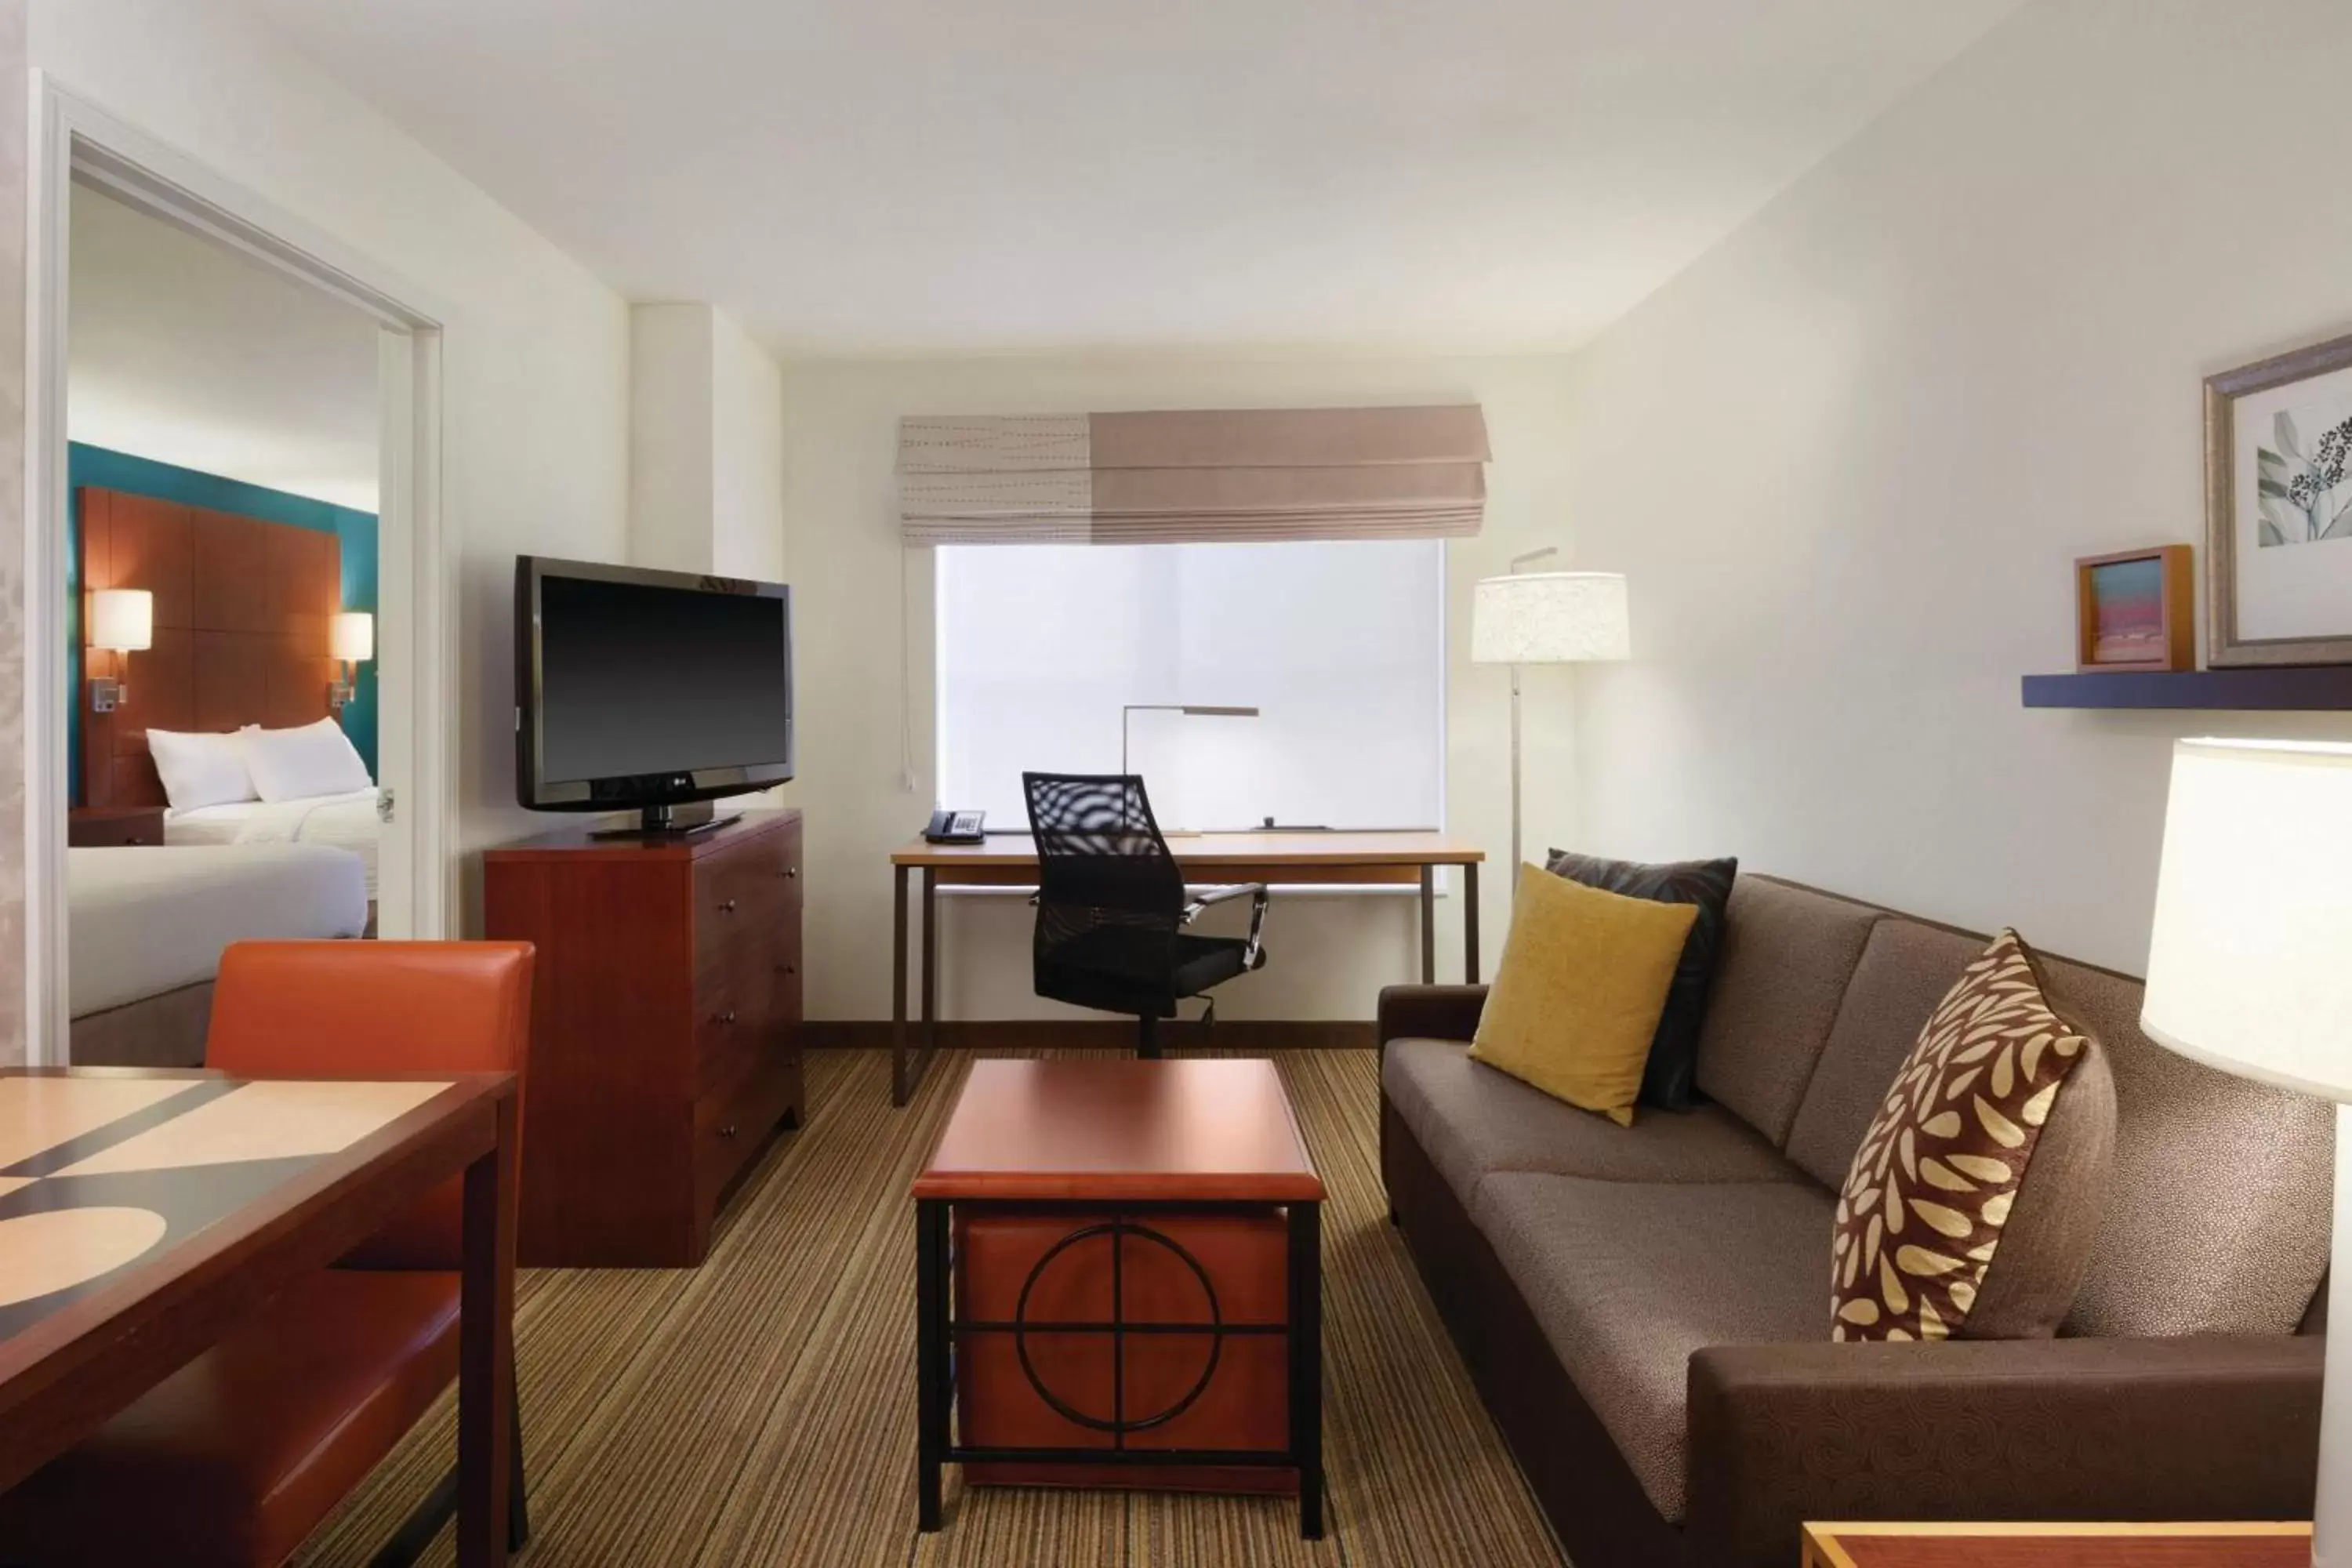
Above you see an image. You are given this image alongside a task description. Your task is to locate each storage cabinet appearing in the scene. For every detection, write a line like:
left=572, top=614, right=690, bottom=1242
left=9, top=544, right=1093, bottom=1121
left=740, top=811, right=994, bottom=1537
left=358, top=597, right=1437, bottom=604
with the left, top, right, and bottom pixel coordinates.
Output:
left=485, top=808, right=804, bottom=1266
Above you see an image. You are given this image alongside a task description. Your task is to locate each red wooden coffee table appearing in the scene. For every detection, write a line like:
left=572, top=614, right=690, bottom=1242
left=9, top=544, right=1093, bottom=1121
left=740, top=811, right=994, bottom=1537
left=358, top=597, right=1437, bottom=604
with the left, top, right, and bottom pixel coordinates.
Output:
left=912, top=1058, right=1327, bottom=1538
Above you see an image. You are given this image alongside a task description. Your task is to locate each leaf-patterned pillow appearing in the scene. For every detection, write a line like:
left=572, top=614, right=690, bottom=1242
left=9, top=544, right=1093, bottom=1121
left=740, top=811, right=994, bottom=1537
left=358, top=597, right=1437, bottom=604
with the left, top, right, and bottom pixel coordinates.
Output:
left=1831, top=929, right=2100, bottom=1341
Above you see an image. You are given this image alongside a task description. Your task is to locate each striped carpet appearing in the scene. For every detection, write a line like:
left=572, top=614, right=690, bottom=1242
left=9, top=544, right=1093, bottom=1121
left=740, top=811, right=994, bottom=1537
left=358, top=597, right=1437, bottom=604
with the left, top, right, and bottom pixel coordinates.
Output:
left=292, top=1048, right=1568, bottom=1567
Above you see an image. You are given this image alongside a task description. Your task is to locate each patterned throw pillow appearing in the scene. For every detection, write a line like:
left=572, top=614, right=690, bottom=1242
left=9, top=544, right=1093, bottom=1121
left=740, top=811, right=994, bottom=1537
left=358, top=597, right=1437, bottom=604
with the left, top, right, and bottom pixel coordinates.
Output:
left=1545, top=850, right=1737, bottom=1110
left=1830, top=928, right=2109, bottom=1342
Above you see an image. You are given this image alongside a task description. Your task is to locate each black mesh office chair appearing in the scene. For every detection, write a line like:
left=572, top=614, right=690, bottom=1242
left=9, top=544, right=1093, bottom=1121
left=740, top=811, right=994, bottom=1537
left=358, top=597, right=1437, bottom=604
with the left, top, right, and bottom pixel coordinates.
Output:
left=1022, top=771, right=1269, bottom=1058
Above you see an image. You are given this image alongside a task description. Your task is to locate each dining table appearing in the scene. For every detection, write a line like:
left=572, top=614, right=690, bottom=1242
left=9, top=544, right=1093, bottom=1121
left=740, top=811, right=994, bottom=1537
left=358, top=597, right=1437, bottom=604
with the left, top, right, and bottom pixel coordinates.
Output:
left=0, top=1065, right=519, bottom=1566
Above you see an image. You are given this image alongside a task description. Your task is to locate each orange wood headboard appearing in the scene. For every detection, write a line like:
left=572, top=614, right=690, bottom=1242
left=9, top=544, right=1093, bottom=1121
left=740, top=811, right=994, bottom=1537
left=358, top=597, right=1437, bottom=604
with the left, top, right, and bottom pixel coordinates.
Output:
left=79, top=486, right=342, bottom=810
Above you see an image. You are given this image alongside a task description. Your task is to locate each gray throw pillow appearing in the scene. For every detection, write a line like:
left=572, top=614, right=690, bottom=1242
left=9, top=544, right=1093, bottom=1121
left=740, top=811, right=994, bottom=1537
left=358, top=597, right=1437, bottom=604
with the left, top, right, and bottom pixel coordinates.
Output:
left=1544, top=851, right=1737, bottom=1110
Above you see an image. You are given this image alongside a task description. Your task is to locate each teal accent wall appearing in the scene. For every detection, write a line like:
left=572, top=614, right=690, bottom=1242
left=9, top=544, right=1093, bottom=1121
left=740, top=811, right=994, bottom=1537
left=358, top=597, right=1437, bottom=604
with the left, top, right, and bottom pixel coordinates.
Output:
left=67, top=444, right=378, bottom=800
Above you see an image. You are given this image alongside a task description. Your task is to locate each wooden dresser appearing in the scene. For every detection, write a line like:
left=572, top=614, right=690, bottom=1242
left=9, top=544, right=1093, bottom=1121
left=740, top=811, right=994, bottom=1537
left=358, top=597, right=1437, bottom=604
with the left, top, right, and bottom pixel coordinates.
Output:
left=485, top=808, right=804, bottom=1266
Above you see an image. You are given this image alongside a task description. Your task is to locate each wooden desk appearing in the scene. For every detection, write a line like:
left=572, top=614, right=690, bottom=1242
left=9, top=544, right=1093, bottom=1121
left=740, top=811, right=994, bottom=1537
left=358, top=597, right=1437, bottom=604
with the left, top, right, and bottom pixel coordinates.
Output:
left=887, top=831, right=1486, bottom=1105
left=1802, top=1520, right=2312, bottom=1566
left=0, top=1068, right=518, bottom=1567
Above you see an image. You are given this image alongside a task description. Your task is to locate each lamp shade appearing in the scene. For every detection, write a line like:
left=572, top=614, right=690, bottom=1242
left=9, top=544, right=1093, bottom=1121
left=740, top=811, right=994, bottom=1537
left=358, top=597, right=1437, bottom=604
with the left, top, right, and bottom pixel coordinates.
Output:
left=331, top=611, right=375, bottom=663
left=2142, top=736, right=2352, bottom=1102
left=1470, top=572, right=1630, bottom=665
left=89, top=589, right=153, bottom=652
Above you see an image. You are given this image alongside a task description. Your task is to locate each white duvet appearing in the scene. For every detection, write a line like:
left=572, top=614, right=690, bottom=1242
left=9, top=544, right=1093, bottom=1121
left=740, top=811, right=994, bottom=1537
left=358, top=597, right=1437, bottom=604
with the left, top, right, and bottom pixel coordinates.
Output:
left=167, top=787, right=381, bottom=897
left=68, top=844, right=368, bottom=1018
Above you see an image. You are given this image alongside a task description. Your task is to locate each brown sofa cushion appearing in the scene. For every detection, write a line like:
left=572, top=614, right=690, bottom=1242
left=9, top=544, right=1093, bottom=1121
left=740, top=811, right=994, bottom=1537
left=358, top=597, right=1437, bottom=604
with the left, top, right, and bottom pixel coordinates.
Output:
left=2038, top=955, right=2333, bottom=1338
left=1829, top=930, right=2114, bottom=1341
left=1469, top=1173, right=1831, bottom=1523
left=1382, top=1038, right=1802, bottom=1201
left=1694, top=877, right=1882, bottom=1145
left=1787, top=920, right=2000, bottom=1190
left=1783, top=905, right=2333, bottom=1338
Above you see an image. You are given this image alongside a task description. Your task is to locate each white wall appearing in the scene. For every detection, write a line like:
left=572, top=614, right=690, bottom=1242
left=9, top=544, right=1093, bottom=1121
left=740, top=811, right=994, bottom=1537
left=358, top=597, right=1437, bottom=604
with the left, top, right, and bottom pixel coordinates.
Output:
left=31, top=0, right=632, bottom=895
left=0, top=0, right=27, bottom=1062
left=711, top=313, right=784, bottom=582
left=776, top=355, right=1577, bottom=1022
left=628, top=302, right=784, bottom=581
left=627, top=303, right=715, bottom=574
left=70, top=185, right=382, bottom=510
left=1560, top=0, right=2352, bottom=975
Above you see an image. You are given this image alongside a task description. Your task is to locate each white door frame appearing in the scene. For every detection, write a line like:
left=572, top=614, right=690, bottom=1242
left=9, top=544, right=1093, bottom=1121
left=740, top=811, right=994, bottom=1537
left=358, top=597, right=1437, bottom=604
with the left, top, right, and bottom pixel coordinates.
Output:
left=23, top=74, right=458, bottom=1064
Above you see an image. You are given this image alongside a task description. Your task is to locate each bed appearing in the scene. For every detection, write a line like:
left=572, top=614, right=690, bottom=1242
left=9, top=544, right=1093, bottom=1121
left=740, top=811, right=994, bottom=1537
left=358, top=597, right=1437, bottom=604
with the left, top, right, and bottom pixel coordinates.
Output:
left=67, top=844, right=369, bottom=1068
left=165, top=786, right=382, bottom=896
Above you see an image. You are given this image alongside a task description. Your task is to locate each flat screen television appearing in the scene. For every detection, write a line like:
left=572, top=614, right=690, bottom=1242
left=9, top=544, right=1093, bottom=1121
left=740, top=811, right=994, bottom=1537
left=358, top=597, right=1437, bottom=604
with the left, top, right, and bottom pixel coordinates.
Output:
left=514, top=555, right=793, bottom=832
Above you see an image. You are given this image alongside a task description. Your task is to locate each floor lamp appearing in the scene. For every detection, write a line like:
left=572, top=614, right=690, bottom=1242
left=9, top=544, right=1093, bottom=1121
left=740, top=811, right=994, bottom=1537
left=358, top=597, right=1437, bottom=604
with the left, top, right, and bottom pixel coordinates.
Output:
left=1469, top=554, right=1630, bottom=886
left=2140, top=737, right=2352, bottom=1566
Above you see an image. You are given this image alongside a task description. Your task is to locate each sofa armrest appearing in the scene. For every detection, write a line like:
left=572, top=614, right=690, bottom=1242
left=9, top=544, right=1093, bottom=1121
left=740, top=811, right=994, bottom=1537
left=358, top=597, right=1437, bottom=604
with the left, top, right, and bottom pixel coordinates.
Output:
left=1686, top=1335, right=2323, bottom=1567
left=1377, top=984, right=1488, bottom=1047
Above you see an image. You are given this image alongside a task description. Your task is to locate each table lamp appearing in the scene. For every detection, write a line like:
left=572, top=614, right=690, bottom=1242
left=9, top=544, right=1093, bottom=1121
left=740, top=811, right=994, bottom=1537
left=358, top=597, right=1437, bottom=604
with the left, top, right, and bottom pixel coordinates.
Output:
left=2142, top=736, right=2352, bottom=1562
left=1469, top=553, right=1629, bottom=880
left=1120, top=704, right=1259, bottom=776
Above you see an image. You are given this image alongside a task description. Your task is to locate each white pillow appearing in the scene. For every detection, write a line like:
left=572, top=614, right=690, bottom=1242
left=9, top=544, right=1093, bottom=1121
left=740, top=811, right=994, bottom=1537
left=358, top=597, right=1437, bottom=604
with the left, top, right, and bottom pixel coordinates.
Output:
left=146, top=727, right=258, bottom=812
left=241, top=717, right=373, bottom=803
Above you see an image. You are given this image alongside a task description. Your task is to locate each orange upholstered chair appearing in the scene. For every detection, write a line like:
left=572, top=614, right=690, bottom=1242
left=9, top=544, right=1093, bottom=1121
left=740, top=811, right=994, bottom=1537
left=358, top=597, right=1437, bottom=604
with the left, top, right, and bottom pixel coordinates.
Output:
left=0, top=942, right=534, bottom=1568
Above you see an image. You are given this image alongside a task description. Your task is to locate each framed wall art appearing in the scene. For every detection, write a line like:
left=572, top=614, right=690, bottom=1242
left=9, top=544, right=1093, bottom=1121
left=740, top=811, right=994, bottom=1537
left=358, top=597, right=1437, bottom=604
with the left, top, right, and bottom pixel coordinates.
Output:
left=2075, top=545, right=2193, bottom=672
left=2206, top=331, right=2352, bottom=666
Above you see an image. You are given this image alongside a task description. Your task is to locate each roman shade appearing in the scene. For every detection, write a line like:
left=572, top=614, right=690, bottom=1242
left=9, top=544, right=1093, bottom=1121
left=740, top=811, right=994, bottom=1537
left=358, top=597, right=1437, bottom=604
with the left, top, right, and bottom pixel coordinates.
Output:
left=898, top=405, right=1490, bottom=546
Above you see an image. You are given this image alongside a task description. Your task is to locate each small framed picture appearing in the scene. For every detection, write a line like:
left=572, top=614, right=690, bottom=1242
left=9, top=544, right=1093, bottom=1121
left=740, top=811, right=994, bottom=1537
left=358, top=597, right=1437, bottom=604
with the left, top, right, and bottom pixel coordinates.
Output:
left=2206, top=332, right=2352, bottom=666
left=2075, top=545, right=2193, bottom=672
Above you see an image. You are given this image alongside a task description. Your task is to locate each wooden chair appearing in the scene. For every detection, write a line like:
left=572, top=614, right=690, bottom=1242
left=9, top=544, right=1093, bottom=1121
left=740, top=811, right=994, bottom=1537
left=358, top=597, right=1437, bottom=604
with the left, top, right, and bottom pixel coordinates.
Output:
left=0, top=941, right=535, bottom=1568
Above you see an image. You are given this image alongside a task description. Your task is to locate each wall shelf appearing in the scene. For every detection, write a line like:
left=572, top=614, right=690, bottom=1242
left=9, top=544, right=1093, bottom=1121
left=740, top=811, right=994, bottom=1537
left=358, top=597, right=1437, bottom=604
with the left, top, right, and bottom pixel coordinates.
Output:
left=2022, top=667, right=2352, bottom=711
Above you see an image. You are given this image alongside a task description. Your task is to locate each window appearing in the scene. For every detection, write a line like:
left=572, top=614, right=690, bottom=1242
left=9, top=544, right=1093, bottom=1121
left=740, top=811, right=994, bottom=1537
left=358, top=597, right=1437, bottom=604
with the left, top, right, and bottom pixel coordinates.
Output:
left=936, top=539, right=1444, bottom=833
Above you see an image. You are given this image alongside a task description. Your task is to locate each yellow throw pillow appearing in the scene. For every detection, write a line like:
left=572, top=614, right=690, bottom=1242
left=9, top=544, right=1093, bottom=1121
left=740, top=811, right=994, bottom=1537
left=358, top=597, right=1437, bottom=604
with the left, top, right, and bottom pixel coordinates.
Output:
left=1470, top=865, right=1700, bottom=1126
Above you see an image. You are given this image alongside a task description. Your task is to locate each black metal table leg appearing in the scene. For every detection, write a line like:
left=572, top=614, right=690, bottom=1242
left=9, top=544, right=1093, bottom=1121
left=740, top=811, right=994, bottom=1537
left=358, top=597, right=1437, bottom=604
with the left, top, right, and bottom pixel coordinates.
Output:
left=891, top=866, right=910, bottom=1106
left=917, top=867, right=939, bottom=1083
left=916, top=1198, right=949, bottom=1530
left=1289, top=1200, right=1323, bottom=1540
left=1417, top=866, right=1436, bottom=983
left=1464, top=861, right=1481, bottom=984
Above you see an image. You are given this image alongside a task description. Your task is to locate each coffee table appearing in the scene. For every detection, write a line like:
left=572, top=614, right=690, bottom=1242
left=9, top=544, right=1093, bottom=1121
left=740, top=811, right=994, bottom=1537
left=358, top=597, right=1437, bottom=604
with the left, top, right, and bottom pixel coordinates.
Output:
left=912, top=1058, right=1327, bottom=1538
left=1802, top=1520, right=2312, bottom=1566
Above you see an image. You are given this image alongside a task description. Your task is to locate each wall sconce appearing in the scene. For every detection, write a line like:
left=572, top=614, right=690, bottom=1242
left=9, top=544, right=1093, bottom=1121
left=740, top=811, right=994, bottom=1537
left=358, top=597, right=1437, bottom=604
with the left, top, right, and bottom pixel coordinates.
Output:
left=329, top=611, right=374, bottom=711
left=87, top=588, right=154, bottom=713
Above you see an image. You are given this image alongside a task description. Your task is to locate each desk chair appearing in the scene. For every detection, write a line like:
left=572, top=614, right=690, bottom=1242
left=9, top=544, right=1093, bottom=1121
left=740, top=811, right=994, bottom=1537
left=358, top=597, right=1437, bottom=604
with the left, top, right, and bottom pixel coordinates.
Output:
left=1022, top=771, right=1269, bottom=1057
left=0, top=941, right=534, bottom=1568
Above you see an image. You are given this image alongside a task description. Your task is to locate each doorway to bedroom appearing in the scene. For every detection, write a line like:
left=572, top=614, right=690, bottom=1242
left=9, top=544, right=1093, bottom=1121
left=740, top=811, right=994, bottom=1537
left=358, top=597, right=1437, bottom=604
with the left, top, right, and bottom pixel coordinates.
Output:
left=56, top=179, right=394, bottom=1068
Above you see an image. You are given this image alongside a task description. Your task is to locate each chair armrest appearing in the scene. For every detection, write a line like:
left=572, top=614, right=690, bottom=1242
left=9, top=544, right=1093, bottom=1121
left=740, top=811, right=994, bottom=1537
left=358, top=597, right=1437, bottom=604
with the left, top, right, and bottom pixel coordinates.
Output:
left=1685, top=1335, right=2324, bottom=1568
left=1182, top=881, right=1265, bottom=913
left=1183, top=883, right=1269, bottom=969
left=1377, top=984, right=1488, bottom=1047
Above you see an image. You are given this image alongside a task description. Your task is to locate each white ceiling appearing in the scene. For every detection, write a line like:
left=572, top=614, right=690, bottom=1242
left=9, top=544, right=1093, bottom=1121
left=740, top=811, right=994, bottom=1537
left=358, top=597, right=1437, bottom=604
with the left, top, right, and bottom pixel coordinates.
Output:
left=232, top=0, right=2022, bottom=357
left=68, top=184, right=381, bottom=511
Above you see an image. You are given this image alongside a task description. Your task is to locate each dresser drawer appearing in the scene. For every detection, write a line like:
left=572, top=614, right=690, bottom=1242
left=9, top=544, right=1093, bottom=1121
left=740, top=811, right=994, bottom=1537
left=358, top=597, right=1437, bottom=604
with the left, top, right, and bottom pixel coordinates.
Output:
left=693, top=1047, right=799, bottom=1213
left=693, top=823, right=801, bottom=963
left=693, top=943, right=780, bottom=1093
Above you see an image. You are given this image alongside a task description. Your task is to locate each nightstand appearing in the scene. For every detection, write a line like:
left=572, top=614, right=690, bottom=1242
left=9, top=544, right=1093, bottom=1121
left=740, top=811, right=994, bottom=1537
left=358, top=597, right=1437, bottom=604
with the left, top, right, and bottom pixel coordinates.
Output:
left=67, top=805, right=167, bottom=848
left=1803, top=1521, right=2310, bottom=1566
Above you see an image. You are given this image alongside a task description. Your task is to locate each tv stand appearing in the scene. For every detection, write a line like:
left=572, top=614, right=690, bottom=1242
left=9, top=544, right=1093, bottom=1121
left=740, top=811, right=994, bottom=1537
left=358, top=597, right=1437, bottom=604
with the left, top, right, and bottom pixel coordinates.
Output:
left=589, top=802, right=742, bottom=840
left=485, top=808, right=804, bottom=1265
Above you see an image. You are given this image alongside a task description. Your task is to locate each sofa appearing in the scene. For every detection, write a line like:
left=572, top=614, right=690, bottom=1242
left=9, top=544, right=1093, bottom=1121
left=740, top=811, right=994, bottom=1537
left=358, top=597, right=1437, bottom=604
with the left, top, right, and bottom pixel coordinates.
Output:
left=1378, top=873, right=2332, bottom=1568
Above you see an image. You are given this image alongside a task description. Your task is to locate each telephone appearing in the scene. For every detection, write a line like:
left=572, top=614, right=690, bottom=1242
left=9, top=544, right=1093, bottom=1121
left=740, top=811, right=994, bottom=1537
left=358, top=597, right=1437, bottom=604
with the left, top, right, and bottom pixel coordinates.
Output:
left=924, top=808, right=986, bottom=844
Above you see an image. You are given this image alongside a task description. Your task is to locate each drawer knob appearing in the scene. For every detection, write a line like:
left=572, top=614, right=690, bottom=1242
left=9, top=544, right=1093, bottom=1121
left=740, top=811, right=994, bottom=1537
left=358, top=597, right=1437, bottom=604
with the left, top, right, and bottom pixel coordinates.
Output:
left=778, top=962, right=796, bottom=976
left=721, top=1011, right=739, bottom=1025
left=784, top=866, right=798, bottom=880
left=720, top=898, right=739, bottom=913
left=720, top=1123, right=739, bottom=1139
